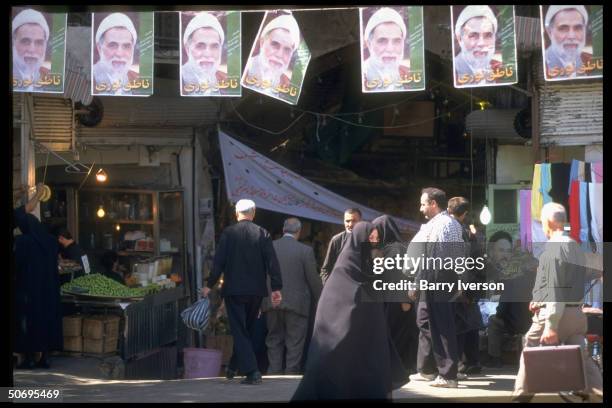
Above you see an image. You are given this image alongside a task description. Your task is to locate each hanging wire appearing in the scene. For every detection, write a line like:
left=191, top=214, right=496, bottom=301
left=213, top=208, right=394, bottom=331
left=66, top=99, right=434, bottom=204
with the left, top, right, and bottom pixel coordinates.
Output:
left=42, top=150, right=50, bottom=185
left=469, top=88, right=473, bottom=209
left=231, top=96, right=470, bottom=134
left=77, top=160, right=95, bottom=191
left=229, top=99, right=306, bottom=135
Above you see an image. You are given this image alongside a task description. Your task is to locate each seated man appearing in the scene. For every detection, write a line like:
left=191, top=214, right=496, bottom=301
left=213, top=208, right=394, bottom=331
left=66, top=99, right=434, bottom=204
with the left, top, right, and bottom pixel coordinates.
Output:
left=100, top=251, right=127, bottom=284
left=483, top=232, right=537, bottom=368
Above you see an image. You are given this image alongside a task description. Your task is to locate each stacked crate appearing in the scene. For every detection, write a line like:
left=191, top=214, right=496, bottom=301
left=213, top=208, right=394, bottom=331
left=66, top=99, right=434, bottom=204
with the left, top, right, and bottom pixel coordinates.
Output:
left=82, top=315, right=120, bottom=355
left=63, top=315, right=84, bottom=353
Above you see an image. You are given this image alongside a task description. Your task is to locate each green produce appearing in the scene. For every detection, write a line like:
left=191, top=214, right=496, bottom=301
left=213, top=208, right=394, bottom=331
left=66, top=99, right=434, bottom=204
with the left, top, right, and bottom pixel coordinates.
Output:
left=61, top=274, right=161, bottom=298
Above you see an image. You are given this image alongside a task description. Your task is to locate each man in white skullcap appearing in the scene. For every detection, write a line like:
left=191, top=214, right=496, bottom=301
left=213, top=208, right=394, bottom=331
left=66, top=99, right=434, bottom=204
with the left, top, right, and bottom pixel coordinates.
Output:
left=181, top=12, right=227, bottom=96
left=362, top=7, right=410, bottom=91
left=92, top=12, right=139, bottom=95
left=202, top=198, right=282, bottom=384
left=453, top=6, right=502, bottom=84
left=12, top=8, right=51, bottom=91
left=245, top=13, right=301, bottom=96
left=544, top=6, right=591, bottom=78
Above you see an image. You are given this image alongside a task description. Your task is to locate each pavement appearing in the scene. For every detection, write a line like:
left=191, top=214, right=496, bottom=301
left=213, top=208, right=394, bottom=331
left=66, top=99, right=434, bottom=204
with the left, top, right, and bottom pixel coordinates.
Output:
left=12, top=355, right=602, bottom=403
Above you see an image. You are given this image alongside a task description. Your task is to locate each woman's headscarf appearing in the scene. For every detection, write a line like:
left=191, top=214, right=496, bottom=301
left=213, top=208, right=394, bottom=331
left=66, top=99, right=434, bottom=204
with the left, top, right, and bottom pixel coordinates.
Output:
left=372, top=215, right=402, bottom=246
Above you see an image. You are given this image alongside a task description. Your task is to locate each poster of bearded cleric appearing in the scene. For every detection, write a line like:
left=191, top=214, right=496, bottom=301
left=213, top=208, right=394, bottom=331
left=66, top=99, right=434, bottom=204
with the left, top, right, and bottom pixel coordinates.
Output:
left=12, top=7, right=67, bottom=93
left=91, top=12, right=154, bottom=96
left=540, top=5, right=603, bottom=81
left=241, top=10, right=311, bottom=105
left=450, top=5, right=518, bottom=88
left=359, top=7, right=426, bottom=93
left=180, top=11, right=241, bottom=97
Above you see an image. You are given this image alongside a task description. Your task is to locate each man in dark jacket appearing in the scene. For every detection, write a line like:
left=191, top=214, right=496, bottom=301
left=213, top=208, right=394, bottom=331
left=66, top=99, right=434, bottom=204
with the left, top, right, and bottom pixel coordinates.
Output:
left=320, top=208, right=361, bottom=285
left=202, top=199, right=282, bottom=384
left=57, top=228, right=89, bottom=277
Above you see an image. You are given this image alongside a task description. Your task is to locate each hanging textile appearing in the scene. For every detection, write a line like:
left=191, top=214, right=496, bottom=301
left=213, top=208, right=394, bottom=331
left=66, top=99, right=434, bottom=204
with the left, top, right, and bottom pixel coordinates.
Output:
left=549, top=162, right=571, bottom=213
left=531, top=164, right=543, bottom=221
left=569, top=180, right=581, bottom=242
left=540, top=163, right=553, bottom=205
left=589, top=183, right=603, bottom=253
left=591, top=161, right=603, bottom=183
left=579, top=182, right=590, bottom=250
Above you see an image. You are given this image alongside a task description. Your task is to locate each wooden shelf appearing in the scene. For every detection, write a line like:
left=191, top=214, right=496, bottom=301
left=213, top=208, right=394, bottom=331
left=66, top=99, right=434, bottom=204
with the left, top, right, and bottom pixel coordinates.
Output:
left=82, top=219, right=154, bottom=225
left=118, top=250, right=155, bottom=256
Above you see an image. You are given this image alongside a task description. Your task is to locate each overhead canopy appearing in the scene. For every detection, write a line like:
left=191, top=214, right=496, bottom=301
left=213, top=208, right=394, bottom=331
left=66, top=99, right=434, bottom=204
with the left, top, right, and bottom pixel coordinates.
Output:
left=219, top=130, right=419, bottom=233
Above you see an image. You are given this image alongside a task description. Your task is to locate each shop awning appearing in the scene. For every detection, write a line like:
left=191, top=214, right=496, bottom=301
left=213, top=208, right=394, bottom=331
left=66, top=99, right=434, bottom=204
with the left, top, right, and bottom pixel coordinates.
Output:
left=219, top=130, right=420, bottom=233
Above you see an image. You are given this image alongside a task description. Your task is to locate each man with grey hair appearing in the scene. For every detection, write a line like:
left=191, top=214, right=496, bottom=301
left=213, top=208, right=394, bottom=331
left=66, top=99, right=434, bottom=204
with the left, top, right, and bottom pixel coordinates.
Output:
left=92, top=12, right=139, bottom=95
left=453, top=5, right=503, bottom=84
left=203, top=199, right=282, bottom=384
left=512, top=202, right=602, bottom=401
left=262, top=217, right=322, bottom=375
left=544, top=5, right=591, bottom=78
left=181, top=12, right=227, bottom=95
left=12, top=8, right=50, bottom=91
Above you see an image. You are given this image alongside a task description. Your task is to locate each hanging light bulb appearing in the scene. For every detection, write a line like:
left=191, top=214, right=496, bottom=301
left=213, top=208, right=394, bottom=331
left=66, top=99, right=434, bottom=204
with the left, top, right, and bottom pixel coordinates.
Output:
left=97, top=205, right=106, bottom=218
left=115, top=224, right=121, bottom=231
left=479, top=204, right=492, bottom=225
left=96, top=168, right=108, bottom=182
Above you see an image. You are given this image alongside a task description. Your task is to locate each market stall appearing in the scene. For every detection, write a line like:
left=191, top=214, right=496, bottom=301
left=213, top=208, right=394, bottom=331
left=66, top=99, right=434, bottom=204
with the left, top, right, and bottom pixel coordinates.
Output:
left=60, top=275, right=190, bottom=379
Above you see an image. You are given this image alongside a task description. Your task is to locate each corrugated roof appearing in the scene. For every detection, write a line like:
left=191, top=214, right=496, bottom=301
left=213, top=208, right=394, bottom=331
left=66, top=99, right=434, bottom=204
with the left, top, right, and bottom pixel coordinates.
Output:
left=93, top=94, right=219, bottom=128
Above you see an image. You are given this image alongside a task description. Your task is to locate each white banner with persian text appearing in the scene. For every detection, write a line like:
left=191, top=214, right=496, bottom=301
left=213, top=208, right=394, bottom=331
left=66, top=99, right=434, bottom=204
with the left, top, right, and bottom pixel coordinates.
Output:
left=219, top=130, right=419, bottom=233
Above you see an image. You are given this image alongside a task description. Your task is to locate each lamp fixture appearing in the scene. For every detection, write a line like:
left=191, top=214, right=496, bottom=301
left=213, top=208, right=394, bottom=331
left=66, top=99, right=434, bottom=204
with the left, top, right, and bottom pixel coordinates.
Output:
left=96, top=168, right=108, bottom=182
left=479, top=204, right=492, bottom=225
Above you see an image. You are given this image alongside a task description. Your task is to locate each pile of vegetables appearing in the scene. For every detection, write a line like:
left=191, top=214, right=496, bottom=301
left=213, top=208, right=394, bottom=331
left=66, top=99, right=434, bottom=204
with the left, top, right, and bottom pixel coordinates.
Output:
left=62, top=274, right=160, bottom=298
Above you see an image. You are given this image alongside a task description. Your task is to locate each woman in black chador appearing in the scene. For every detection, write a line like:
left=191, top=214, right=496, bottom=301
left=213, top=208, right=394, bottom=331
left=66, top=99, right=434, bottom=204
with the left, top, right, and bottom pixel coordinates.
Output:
left=292, top=221, right=407, bottom=401
left=13, top=184, right=63, bottom=369
left=373, top=215, right=418, bottom=379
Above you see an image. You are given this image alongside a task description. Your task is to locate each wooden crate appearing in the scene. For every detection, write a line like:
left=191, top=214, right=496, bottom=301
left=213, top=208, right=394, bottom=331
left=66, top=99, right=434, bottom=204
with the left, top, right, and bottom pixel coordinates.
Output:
left=63, top=336, right=83, bottom=352
left=83, top=336, right=118, bottom=354
left=63, top=315, right=83, bottom=337
left=206, top=335, right=233, bottom=366
left=83, top=315, right=120, bottom=340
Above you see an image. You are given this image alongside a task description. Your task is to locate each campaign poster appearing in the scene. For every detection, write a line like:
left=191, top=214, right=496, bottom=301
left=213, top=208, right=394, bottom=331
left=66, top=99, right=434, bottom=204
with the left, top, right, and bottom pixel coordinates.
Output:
left=92, top=11, right=154, bottom=96
left=12, top=7, right=67, bottom=93
left=241, top=10, right=311, bottom=105
left=540, top=5, right=603, bottom=81
left=360, top=6, right=426, bottom=93
left=180, top=11, right=242, bottom=96
left=451, top=5, right=518, bottom=88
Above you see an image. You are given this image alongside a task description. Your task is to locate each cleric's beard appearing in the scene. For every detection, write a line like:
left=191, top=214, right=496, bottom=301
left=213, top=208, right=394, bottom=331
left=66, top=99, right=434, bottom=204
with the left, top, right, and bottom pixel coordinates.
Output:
left=13, top=45, right=42, bottom=79
left=550, top=37, right=585, bottom=66
left=459, top=39, right=495, bottom=72
left=187, top=53, right=219, bottom=86
left=97, top=55, right=132, bottom=83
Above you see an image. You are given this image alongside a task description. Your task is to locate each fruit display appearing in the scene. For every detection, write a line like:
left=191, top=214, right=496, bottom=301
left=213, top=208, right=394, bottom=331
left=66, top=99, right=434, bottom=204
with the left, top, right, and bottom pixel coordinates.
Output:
left=61, top=273, right=161, bottom=298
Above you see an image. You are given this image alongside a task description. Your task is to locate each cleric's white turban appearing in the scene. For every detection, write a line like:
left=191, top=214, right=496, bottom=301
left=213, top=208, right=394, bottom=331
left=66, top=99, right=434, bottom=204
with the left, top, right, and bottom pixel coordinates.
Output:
left=183, top=12, right=225, bottom=47
left=455, top=6, right=498, bottom=38
left=261, top=14, right=301, bottom=49
left=96, top=12, right=137, bottom=45
left=235, top=199, right=256, bottom=213
left=545, top=5, right=588, bottom=29
left=364, top=7, right=406, bottom=40
left=12, top=9, right=50, bottom=41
